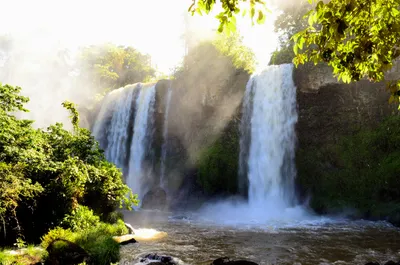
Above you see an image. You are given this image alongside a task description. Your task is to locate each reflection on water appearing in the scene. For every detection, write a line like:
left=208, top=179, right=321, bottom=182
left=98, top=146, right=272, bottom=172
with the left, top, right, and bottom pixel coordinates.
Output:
left=121, top=210, right=400, bottom=265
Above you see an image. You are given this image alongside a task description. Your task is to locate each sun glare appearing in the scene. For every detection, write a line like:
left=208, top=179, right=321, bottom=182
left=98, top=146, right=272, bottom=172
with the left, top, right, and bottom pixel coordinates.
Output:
left=0, top=0, right=279, bottom=74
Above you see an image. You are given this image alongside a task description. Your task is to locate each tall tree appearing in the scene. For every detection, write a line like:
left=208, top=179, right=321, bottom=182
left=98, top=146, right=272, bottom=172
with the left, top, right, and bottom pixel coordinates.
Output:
left=79, top=44, right=156, bottom=93
left=291, top=0, right=400, bottom=104
left=195, top=0, right=400, bottom=105
left=189, top=0, right=267, bottom=33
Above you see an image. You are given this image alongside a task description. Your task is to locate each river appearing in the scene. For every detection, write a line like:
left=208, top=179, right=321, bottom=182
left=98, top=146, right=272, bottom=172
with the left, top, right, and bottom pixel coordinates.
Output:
left=121, top=210, right=400, bottom=265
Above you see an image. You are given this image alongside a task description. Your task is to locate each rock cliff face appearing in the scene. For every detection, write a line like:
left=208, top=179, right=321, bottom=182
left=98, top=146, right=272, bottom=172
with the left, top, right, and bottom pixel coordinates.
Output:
left=294, top=64, right=399, bottom=217
left=89, top=61, right=398, bottom=212
left=295, top=63, right=396, bottom=148
left=152, top=52, right=250, bottom=209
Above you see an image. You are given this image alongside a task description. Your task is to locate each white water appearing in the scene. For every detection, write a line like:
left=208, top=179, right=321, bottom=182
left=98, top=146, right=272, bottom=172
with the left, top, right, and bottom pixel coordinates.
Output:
left=198, top=64, right=311, bottom=224
left=247, top=64, right=297, bottom=207
left=92, top=83, right=156, bottom=204
left=105, top=85, right=139, bottom=169
left=160, top=87, right=173, bottom=189
left=128, top=84, right=156, bottom=200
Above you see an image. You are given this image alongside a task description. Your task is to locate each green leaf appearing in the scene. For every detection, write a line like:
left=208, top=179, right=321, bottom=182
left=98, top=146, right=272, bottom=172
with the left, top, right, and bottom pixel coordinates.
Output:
left=391, top=7, right=399, bottom=17
left=257, top=10, right=265, bottom=24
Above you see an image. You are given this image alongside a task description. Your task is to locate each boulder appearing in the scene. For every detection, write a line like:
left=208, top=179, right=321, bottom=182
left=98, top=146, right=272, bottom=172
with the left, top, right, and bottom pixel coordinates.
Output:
left=140, top=253, right=176, bottom=265
left=125, top=222, right=135, bottom=234
left=45, top=239, right=90, bottom=265
left=211, top=257, right=258, bottom=265
left=141, top=187, right=167, bottom=210
left=113, top=234, right=137, bottom=245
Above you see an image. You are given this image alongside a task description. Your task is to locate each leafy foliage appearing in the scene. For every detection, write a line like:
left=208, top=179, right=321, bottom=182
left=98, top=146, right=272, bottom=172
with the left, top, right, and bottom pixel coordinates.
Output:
left=0, top=83, right=137, bottom=246
left=189, top=0, right=267, bottom=33
left=293, top=0, right=400, bottom=105
left=176, top=32, right=256, bottom=78
left=197, top=116, right=240, bottom=195
left=41, top=220, right=127, bottom=265
left=297, top=115, right=400, bottom=223
left=78, top=43, right=156, bottom=93
left=269, top=3, right=310, bottom=65
left=62, top=205, right=100, bottom=232
left=0, top=245, right=47, bottom=265
left=213, top=33, right=256, bottom=73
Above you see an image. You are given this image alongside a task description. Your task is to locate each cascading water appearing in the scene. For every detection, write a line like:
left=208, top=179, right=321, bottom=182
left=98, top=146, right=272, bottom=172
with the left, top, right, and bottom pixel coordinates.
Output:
left=199, top=64, right=307, bottom=224
left=127, top=84, right=156, bottom=200
left=92, top=84, right=140, bottom=170
left=92, top=83, right=156, bottom=203
left=246, top=64, right=298, bottom=209
left=160, top=86, right=173, bottom=189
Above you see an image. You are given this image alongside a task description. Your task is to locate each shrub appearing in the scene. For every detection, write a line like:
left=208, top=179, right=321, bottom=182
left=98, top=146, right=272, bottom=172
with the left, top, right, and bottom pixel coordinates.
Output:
left=41, top=220, right=128, bottom=265
left=63, top=205, right=101, bottom=231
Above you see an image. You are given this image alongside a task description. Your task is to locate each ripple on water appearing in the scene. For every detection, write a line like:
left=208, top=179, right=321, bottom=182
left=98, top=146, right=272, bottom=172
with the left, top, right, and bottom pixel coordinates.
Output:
left=122, top=211, right=400, bottom=265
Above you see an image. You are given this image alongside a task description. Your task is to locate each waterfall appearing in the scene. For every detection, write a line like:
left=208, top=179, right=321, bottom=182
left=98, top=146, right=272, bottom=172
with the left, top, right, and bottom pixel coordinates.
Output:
left=92, top=83, right=156, bottom=202
left=238, top=78, right=254, bottom=196
left=160, top=86, right=173, bottom=189
left=127, top=84, right=156, bottom=200
left=242, top=64, right=298, bottom=208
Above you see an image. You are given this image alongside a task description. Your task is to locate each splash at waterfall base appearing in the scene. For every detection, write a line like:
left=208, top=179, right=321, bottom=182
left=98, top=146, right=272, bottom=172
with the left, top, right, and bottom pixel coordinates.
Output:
left=196, top=64, right=314, bottom=226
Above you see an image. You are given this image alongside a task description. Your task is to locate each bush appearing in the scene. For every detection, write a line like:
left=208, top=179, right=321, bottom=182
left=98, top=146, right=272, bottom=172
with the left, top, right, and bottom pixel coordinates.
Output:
left=63, top=205, right=101, bottom=231
left=0, top=83, right=138, bottom=246
left=0, top=245, right=47, bottom=265
left=41, top=220, right=128, bottom=265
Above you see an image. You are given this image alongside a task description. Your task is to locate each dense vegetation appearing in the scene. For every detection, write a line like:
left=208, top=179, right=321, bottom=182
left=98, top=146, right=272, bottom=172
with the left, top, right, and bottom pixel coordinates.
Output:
left=78, top=43, right=156, bottom=94
left=0, top=83, right=137, bottom=261
left=197, top=116, right=241, bottom=195
left=198, top=0, right=400, bottom=106
left=297, top=115, right=400, bottom=225
left=175, top=32, right=256, bottom=77
left=293, top=0, right=400, bottom=98
left=269, top=3, right=309, bottom=65
left=189, top=0, right=267, bottom=33
left=171, top=32, right=252, bottom=196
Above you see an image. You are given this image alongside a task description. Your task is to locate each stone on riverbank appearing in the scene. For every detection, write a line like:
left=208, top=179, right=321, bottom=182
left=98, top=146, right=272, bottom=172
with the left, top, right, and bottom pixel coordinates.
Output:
left=211, top=257, right=259, bottom=265
left=112, top=234, right=137, bottom=245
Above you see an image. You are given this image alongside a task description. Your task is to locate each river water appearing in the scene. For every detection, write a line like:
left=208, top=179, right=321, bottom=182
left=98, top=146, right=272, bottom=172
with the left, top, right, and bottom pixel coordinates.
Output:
left=121, top=210, right=400, bottom=265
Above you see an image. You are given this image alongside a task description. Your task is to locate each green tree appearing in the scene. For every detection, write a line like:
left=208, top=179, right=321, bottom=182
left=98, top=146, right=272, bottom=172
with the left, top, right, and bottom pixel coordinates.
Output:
left=292, top=0, right=400, bottom=104
left=269, top=3, right=310, bottom=65
left=189, top=0, right=267, bottom=33
left=79, top=43, right=156, bottom=93
left=0, top=82, right=138, bottom=246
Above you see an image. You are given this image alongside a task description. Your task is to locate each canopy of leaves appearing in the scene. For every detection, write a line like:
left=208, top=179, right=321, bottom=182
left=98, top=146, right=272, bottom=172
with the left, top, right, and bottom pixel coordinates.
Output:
left=269, top=3, right=310, bottom=65
left=292, top=0, right=400, bottom=105
left=78, top=43, right=156, bottom=93
left=213, top=33, right=256, bottom=73
left=0, top=83, right=138, bottom=246
left=189, top=0, right=267, bottom=33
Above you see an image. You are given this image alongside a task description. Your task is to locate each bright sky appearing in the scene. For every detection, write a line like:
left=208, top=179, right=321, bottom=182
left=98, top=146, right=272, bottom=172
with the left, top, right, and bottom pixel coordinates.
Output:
left=0, top=0, right=279, bottom=73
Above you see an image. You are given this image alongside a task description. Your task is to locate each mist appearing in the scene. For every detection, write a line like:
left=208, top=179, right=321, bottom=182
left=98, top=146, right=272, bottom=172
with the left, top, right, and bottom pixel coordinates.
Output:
left=0, top=0, right=310, bottom=128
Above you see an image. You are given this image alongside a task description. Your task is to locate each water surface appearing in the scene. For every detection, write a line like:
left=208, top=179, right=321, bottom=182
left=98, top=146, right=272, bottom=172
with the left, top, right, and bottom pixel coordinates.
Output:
left=122, top=210, right=400, bottom=265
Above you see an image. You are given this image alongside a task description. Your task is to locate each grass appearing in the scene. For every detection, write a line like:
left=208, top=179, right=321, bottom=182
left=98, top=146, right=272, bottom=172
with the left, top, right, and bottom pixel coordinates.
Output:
left=40, top=219, right=128, bottom=265
left=0, top=245, right=47, bottom=265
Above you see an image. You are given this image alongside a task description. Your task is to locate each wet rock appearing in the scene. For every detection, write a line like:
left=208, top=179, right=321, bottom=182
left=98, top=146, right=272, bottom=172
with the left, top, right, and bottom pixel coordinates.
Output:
left=45, top=239, right=90, bottom=265
left=365, top=262, right=380, bottom=265
left=384, top=261, right=397, bottom=265
left=211, top=257, right=259, bottom=265
left=113, top=234, right=137, bottom=245
left=125, top=222, right=135, bottom=234
left=140, top=253, right=176, bottom=265
left=142, top=187, right=167, bottom=210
